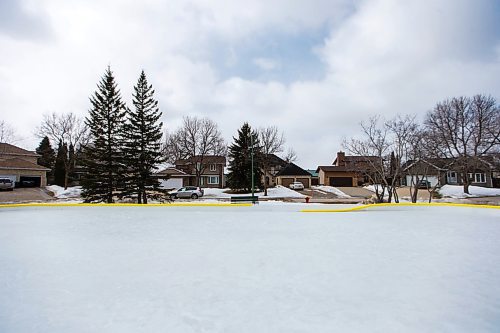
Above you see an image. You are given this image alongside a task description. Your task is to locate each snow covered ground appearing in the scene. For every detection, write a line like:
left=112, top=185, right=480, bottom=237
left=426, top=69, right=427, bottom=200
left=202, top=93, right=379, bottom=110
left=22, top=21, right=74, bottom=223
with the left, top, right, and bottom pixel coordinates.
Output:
left=439, top=184, right=500, bottom=198
left=203, top=185, right=305, bottom=198
left=1, top=204, right=499, bottom=332
left=312, top=185, right=352, bottom=198
left=46, top=185, right=83, bottom=199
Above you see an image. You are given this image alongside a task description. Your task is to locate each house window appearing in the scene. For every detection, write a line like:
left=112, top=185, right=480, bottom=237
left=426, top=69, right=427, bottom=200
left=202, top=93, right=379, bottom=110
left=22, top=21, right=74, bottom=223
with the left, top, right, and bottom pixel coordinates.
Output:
left=474, top=173, right=486, bottom=183
left=210, top=164, right=216, bottom=171
left=200, top=177, right=204, bottom=185
left=208, top=176, right=219, bottom=184
left=447, top=171, right=457, bottom=183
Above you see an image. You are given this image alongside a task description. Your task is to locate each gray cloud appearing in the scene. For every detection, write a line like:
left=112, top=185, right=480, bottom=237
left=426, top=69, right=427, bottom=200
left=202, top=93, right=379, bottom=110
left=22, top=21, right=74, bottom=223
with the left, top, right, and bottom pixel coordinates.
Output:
left=0, top=0, right=53, bottom=40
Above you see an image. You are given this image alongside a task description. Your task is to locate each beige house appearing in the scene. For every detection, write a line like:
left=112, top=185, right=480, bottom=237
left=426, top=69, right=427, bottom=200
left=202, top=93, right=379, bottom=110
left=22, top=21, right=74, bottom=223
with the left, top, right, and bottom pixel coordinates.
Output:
left=0, top=143, right=50, bottom=187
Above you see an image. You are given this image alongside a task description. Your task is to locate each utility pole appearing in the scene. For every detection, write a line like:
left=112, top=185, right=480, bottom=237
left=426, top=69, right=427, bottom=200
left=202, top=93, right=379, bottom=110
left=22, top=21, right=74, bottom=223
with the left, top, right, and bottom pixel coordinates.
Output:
left=250, top=133, right=254, bottom=200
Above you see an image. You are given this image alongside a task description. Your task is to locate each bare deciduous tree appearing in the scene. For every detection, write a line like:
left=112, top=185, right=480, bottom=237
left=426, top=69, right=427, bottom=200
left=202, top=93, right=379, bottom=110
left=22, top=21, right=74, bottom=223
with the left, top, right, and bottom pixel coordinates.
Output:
left=283, top=147, right=297, bottom=163
left=165, top=116, right=226, bottom=186
left=0, top=120, right=18, bottom=144
left=343, top=116, right=389, bottom=203
left=36, top=112, right=89, bottom=189
left=259, top=126, right=285, bottom=196
left=424, top=95, right=500, bottom=194
left=385, top=114, right=421, bottom=203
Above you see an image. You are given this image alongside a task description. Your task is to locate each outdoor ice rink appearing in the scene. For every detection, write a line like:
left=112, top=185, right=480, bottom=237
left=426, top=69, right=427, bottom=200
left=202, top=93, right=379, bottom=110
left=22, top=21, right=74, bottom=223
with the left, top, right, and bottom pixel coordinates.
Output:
left=0, top=203, right=499, bottom=332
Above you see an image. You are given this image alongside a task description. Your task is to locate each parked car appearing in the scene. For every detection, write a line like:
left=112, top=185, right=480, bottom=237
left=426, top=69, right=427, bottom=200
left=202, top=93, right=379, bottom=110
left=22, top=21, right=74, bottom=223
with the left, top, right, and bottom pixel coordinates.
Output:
left=169, top=186, right=204, bottom=199
left=289, top=181, right=304, bottom=190
left=0, top=178, right=15, bottom=191
left=417, top=180, right=431, bottom=189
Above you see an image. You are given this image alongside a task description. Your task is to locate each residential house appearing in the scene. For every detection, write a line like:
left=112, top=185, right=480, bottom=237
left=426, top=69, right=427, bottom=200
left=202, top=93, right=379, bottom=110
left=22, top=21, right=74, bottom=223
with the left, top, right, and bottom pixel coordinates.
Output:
left=154, top=167, right=190, bottom=189
left=306, top=169, right=319, bottom=186
left=174, top=156, right=226, bottom=188
left=0, top=142, right=50, bottom=187
left=403, top=156, right=500, bottom=188
left=316, top=151, right=379, bottom=187
left=262, top=154, right=289, bottom=187
left=275, top=163, right=312, bottom=188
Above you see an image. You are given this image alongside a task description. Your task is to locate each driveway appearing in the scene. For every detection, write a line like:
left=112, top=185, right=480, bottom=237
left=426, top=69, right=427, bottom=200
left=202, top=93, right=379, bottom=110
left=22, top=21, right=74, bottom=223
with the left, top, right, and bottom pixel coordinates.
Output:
left=334, top=187, right=374, bottom=198
left=0, top=188, right=55, bottom=204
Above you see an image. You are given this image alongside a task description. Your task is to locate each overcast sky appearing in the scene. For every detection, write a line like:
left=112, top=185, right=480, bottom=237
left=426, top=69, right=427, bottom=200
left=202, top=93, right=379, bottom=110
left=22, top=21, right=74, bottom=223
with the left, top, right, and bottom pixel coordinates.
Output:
left=1, top=0, right=499, bottom=168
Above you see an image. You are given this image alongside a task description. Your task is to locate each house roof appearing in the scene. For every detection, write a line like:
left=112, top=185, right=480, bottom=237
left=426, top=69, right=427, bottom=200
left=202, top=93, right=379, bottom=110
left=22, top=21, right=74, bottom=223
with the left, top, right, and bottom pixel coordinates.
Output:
left=176, top=155, right=226, bottom=165
left=316, top=165, right=351, bottom=173
left=266, top=154, right=288, bottom=167
left=306, top=169, right=319, bottom=177
left=155, top=167, right=188, bottom=177
left=0, top=143, right=39, bottom=157
left=333, top=155, right=379, bottom=165
left=276, top=163, right=311, bottom=177
left=0, top=158, right=50, bottom=171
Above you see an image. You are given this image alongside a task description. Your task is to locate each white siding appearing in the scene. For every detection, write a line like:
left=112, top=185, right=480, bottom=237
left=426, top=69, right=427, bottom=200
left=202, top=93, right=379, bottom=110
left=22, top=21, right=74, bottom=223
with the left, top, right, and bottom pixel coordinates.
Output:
left=406, top=175, right=439, bottom=187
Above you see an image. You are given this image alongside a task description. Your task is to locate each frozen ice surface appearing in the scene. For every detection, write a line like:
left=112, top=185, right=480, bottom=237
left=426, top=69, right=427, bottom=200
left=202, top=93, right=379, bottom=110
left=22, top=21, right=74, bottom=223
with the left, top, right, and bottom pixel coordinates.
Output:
left=0, top=203, right=499, bottom=332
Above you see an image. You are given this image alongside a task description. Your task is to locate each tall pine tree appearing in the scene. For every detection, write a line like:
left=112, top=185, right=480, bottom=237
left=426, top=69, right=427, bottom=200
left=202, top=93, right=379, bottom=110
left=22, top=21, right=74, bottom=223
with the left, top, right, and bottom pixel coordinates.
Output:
left=81, top=66, right=127, bottom=203
left=122, top=70, right=164, bottom=204
left=36, top=136, right=55, bottom=183
left=227, top=123, right=263, bottom=192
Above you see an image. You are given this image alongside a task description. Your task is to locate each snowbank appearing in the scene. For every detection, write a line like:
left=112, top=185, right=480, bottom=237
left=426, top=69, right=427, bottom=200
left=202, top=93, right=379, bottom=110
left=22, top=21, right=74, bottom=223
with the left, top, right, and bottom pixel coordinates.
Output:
left=439, top=184, right=500, bottom=198
left=0, top=205, right=499, bottom=332
left=203, top=185, right=305, bottom=198
left=312, top=185, right=352, bottom=198
left=46, top=185, right=82, bottom=199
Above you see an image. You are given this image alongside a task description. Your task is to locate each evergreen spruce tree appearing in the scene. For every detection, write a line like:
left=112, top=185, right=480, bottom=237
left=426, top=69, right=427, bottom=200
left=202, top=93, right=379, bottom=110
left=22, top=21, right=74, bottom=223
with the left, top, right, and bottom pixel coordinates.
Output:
left=81, top=66, right=127, bottom=203
left=54, top=141, right=67, bottom=187
left=122, top=70, right=164, bottom=204
left=227, top=123, right=263, bottom=192
left=36, top=136, right=55, bottom=183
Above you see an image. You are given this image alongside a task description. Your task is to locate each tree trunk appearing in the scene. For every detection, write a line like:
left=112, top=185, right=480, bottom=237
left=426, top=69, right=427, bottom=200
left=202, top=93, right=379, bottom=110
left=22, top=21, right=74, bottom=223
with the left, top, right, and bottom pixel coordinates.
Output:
left=138, top=192, right=142, bottom=204
left=64, top=170, right=69, bottom=190
left=463, top=182, right=470, bottom=195
left=143, top=191, right=147, bottom=204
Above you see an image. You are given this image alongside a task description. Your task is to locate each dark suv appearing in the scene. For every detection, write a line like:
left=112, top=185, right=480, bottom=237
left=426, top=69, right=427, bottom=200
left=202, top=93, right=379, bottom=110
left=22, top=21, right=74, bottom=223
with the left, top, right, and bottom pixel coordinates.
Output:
left=0, top=178, right=14, bottom=191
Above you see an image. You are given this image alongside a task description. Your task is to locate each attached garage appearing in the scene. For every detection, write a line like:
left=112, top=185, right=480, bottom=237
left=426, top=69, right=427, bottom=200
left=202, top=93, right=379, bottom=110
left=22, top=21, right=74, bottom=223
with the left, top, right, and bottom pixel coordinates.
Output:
left=0, top=174, right=17, bottom=183
left=155, top=167, right=189, bottom=190
left=160, top=177, right=183, bottom=189
left=329, top=177, right=354, bottom=187
left=276, top=163, right=312, bottom=189
left=280, top=178, right=295, bottom=187
left=296, top=177, right=311, bottom=188
left=19, top=176, right=42, bottom=187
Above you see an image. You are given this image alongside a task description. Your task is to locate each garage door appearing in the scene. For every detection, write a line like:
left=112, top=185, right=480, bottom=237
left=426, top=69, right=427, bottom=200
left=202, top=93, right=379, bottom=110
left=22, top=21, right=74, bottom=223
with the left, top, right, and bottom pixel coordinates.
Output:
left=329, top=177, right=353, bottom=187
left=160, top=178, right=183, bottom=189
left=0, top=175, right=17, bottom=183
left=19, top=176, right=41, bottom=187
left=296, top=178, right=310, bottom=188
left=281, top=178, right=294, bottom=187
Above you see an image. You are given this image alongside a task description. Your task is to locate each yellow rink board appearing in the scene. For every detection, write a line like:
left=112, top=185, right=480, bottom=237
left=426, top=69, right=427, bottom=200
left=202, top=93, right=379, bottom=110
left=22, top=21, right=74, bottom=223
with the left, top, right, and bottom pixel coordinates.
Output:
left=0, top=202, right=253, bottom=209
left=301, top=202, right=500, bottom=213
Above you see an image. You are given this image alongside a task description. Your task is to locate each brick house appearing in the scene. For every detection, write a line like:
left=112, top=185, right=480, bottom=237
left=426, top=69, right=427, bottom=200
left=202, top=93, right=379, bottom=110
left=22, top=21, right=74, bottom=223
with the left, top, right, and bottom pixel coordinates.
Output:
left=316, top=151, right=379, bottom=187
left=0, top=143, right=50, bottom=187
left=174, top=156, right=226, bottom=188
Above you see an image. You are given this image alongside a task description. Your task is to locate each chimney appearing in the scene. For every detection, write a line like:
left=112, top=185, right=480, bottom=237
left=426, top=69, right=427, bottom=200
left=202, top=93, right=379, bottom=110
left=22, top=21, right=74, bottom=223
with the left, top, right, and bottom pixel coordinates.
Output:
left=336, top=151, right=345, bottom=166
